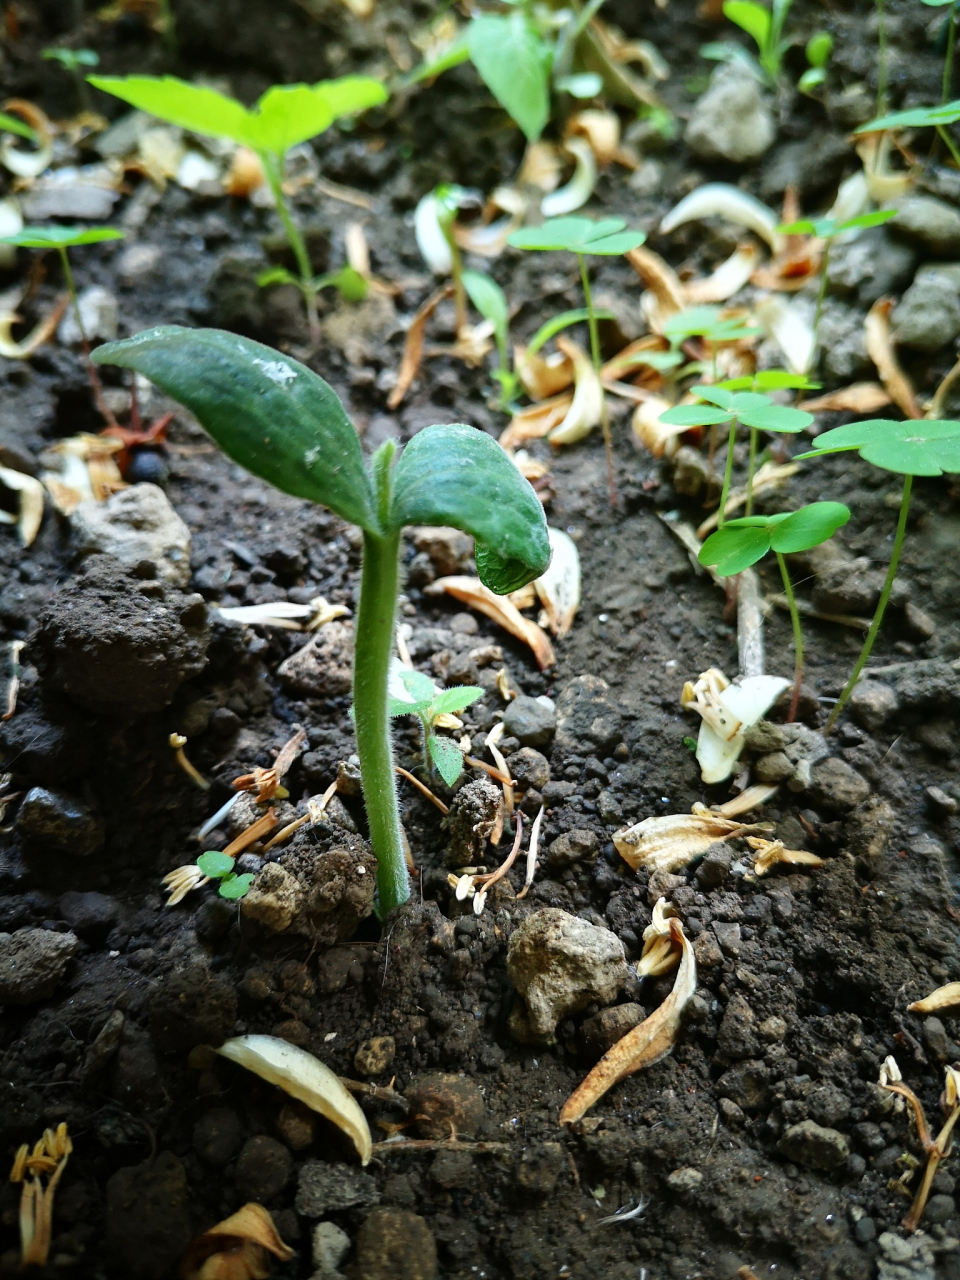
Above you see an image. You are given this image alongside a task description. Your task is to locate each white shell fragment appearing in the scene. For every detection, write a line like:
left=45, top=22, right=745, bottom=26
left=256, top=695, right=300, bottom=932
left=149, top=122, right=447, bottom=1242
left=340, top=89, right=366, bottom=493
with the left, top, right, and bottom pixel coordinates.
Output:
left=215, top=1035, right=372, bottom=1165
left=660, top=183, right=783, bottom=254
left=541, top=137, right=598, bottom=217
left=534, top=528, right=580, bottom=638
left=684, top=670, right=790, bottom=785
left=414, top=192, right=453, bottom=276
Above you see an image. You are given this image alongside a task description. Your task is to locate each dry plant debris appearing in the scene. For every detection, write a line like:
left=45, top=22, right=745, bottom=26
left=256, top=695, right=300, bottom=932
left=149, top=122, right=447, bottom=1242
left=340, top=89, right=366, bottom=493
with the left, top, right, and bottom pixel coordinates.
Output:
left=879, top=1058, right=960, bottom=1232
left=681, top=667, right=790, bottom=785
left=423, top=576, right=555, bottom=669
left=180, top=1203, right=294, bottom=1280
left=637, top=896, right=681, bottom=977
left=9, top=1123, right=72, bottom=1268
left=908, top=983, right=960, bottom=1014
left=745, top=836, right=824, bottom=878
left=613, top=805, right=772, bottom=874
left=865, top=298, right=921, bottom=420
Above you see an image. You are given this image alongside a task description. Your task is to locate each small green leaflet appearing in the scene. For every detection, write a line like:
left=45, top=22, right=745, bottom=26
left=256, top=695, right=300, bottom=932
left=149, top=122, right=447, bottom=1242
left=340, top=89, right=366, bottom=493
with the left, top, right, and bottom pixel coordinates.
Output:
left=462, top=270, right=509, bottom=347
left=44, top=47, right=99, bottom=68
left=407, top=34, right=471, bottom=84
left=428, top=734, right=466, bottom=786
left=777, top=210, right=897, bottom=238
left=0, top=111, right=36, bottom=141
left=526, top=307, right=615, bottom=356
left=400, top=668, right=438, bottom=703
left=798, top=419, right=960, bottom=476
left=699, top=501, right=851, bottom=576
left=723, top=0, right=772, bottom=51
left=508, top=215, right=646, bottom=256
left=467, top=12, right=550, bottom=142
left=718, top=371, right=820, bottom=392
left=659, top=404, right=734, bottom=427
left=1, top=225, right=125, bottom=249
left=660, top=387, right=813, bottom=433
left=219, top=873, right=255, bottom=900
left=430, top=686, right=484, bottom=716
left=854, top=100, right=960, bottom=133
left=197, top=850, right=236, bottom=877
left=662, top=305, right=760, bottom=344
left=805, top=31, right=833, bottom=66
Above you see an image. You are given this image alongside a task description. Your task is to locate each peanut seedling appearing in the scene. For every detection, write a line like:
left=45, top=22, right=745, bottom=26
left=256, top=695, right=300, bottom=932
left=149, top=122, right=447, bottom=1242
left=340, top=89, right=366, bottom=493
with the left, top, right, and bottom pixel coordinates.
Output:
left=390, top=669, right=484, bottom=785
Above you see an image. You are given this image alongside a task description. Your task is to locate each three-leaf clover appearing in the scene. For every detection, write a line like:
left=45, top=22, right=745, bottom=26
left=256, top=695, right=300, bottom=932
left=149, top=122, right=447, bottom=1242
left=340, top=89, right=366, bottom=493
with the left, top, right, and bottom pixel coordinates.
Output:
left=390, top=668, right=484, bottom=787
left=196, top=850, right=255, bottom=900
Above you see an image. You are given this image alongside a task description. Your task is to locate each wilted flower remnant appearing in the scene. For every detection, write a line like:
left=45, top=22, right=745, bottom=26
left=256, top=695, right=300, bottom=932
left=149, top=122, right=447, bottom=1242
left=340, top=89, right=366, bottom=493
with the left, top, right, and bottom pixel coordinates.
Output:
left=10, top=1123, right=72, bottom=1267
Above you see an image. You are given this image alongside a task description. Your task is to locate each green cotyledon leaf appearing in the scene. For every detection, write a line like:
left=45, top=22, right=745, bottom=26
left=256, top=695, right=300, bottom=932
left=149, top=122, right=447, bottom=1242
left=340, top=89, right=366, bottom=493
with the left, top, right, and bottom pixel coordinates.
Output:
left=92, top=327, right=377, bottom=531
left=389, top=422, right=551, bottom=594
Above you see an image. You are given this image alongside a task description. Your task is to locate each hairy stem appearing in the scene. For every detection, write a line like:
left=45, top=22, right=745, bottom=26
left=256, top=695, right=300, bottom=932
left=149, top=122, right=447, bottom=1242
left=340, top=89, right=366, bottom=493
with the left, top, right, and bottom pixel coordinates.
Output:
left=716, top=418, right=737, bottom=528
left=261, top=150, right=320, bottom=345
left=826, top=472, right=912, bottom=733
left=579, top=253, right=617, bottom=508
left=58, top=246, right=117, bottom=429
left=776, top=552, right=804, bottom=722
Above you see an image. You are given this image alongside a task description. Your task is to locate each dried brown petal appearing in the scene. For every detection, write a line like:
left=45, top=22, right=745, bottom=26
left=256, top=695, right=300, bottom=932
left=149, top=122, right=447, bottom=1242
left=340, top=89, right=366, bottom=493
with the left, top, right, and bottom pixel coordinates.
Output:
left=424, top=576, right=555, bottom=670
left=387, top=284, right=454, bottom=410
left=499, top=394, right=573, bottom=451
left=907, top=983, right=960, bottom=1015
left=180, top=1203, right=294, bottom=1280
left=613, top=811, right=761, bottom=873
left=865, top=297, right=921, bottom=420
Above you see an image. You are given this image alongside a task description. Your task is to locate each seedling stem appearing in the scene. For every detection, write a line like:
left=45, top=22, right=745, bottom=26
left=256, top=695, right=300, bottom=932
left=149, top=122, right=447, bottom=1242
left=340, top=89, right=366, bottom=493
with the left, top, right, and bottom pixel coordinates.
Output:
left=775, top=551, right=804, bottom=721
left=56, top=245, right=118, bottom=429
left=745, top=426, right=759, bottom=516
left=261, top=151, right=320, bottom=345
left=826, top=473, right=911, bottom=732
left=578, top=253, right=617, bottom=507
left=945, top=2, right=957, bottom=103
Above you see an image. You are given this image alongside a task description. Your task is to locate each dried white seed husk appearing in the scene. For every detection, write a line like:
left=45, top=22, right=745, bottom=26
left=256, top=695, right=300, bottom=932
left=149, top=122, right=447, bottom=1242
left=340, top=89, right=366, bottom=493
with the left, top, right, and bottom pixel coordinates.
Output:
left=660, top=184, right=783, bottom=254
left=0, top=465, right=43, bottom=546
left=907, top=983, right=960, bottom=1015
left=632, top=395, right=686, bottom=459
left=541, top=137, right=597, bottom=217
left=754, top=295, right=816, bottom=375
left=215, top=1035, right=372, bottom=1164
left=683, top=668, right=790, bottom=785
left=637, top=897, right=680, bottom=977
left=515, top=346, right=574, bottom=400
left=414, top=192, right=453, bottom=275
left=534, top=528, right=580, bottom=637
left=549, top=338, right=603, bottom=444
left=745, top=836, right=825, bottom=877
left=685, top=242, right=762, bottom=304
left=613, top=811, right=764, bottom=873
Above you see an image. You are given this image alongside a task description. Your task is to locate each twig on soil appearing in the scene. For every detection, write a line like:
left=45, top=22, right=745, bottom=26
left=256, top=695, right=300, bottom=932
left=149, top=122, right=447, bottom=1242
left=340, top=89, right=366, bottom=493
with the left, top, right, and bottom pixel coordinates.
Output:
left=2, top=639, right=24, bottom=720
left=370, top=1138, right=510, bottom=1155
left=736, top=568, right=765, bottom=681
left=340, top=1077, right=409, bottom=1109
left=168, top=733, right=209, bottom=790
left=395, top=765, right=450, bottom=815
left=222, top=808, right=277, bottom=857
left=463, top=756, right=514, bottom=787
left=766, top=593, right=871, bottom=631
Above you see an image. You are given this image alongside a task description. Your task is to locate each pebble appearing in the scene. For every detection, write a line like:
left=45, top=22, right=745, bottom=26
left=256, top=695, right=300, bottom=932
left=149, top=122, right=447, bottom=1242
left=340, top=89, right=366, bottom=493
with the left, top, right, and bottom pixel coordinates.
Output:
left=713, top=921, right=741, bottom=958
left=235, top=1135, right=292, bottom=1202
left=116, top=242, right=163, bottom=286
left=554, top=673, right=622, bottom=755
left=580, top=1002, right=644, bottom=1055
left=685, top=63, right=775, bottom=163
left=443, top=776, right=502, bottom=867
left=57, top=285, right=118, bottom=345
left=924, top=1014, right=950, bottom=1060
left=192, top=1107, right=243, bottom=1166
left=354, top=1035, right=395, bottom=1076
left=429, top=1148, right=474, bottom=1189
left=503, top=695, right=557, bottom=747
left=80, top=1009, right=125, bottom=1083
left=926, top=785, right=959, bottom=816
left=853, top=1216, right=877, bottom=1243
left=276, top=1102, right=316, bottom=1151
left=743, top=720, right=788, bottom=754
left=827, top=226, right=918, bottom=306
left=148, top=965, right=237, bottom=1053
left=506, top=908, right=627, bottom=1042
left=17, top=786, right=104, bottom=856
left=242, top=863, right=304, bottom=932
left=848, top=680, right=899, bottom=732
left=546, top=828, right=599, bottom=869
left=0, top=927, right=78, bottom=1004
left=893, top=195, right=960, bottom=256
left=411, top=526, right=474, bottom=576
left=777, top=1120, right=849, bottom=1170
left=507, top=747, right=550, bottom=791
left=71, top=484, right=192, bottom=587
left=105, top=1152, right=192, bottom=1280
left=354, top=1208, right=437, bottom=1280
left=817, top=300, right=872, bottom=382
left=296, top=1161, right=380, bottom=1217
left=404, top=1072, right=485, bottom=1139
left=893, top=272, right=960, bottom=350
left=666, top=1167, right=703, bottom=1194
left=277, top=622, right=354, bottom=698
left=877, top=1230, right=936, bottom=1280
left=808, top=757, right=871, bottom=812
left=753, top=751, right=794, bottom=783
left=695, top=844, right=734, bottom=889
left=313, top=1221, right=351, bottom=1277
left=515, top=1141, right=566, bottom=1195
left=58, top=890, right=119, bottom=939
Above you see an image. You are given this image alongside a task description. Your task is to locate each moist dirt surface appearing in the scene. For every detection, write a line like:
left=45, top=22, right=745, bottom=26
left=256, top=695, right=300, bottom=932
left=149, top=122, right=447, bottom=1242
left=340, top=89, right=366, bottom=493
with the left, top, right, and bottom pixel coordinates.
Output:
left=2, top=2, right=960, bottom=1278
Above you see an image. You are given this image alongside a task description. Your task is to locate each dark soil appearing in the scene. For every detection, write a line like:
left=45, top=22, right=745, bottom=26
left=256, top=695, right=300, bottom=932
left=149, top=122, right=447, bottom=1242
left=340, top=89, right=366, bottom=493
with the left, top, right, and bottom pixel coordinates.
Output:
left=2, top=2, right=960, bottom=1278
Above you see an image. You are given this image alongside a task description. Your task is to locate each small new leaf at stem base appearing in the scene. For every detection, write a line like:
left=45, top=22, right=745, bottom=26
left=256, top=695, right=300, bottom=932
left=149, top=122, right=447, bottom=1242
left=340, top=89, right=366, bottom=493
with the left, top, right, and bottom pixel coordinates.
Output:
left=428, top=734, right=467, bottom=786
left=219, top=873, right=255, bottom=900
left=777, top=209, right=897, bottom=239
left=197, top=850, right=235, bottom=878
left=430, top=686, right=484, bottom=716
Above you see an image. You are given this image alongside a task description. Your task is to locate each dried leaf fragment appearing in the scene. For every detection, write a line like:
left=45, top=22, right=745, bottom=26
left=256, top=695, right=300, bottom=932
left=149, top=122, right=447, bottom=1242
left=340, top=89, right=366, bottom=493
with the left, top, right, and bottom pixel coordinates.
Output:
left=549, top=338, right=603, bottom=445
left=560, top=919, right=695, bottom=1124
left=801, top=383, right=892, bottom=414
left=387, top=284, right=454, bottom=409
left=685, top=243, right=762, bottom=305
left=865, top=297, right=921, bottom=420
left=515, top=345, right=574, bottom=400
left=908, top=983, right=960, bottom=1015
left=424, top=576, right=555, bottom=669
left=181, top=1203, right=294, bottom=1280
left=613, top=810, right=765, bottom=873
left=215, top=1035, right=372, bottom=1164
left=0, top=289, right=67, bottom=360
left=637, top=897, right=680, bottom=977
left=500, top=394, right=573, bottom=451
left=745, top=837, right=824, bottom=877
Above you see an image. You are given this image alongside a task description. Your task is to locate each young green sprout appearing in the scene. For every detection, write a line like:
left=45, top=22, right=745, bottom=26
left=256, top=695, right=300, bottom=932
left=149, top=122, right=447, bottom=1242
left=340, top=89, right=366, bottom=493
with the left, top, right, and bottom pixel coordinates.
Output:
left=507, top=216, right=647, bottom=506
left=699, top=501, right=850, bottom=721
left=798, top=31, right=833, bottom=96
left=659, top=386, right=812, bottom=527
left=390, top=669, right=484, bottom=785
left=854, top=99, right=960, bottom=168
left=461, top=269, right=517, bottom=409
left=722, top=0, right=795, bottom=82
left=196, top=850, right=255, bottom=900
left=87, top=74, right=388, bottom=344
left=923, top=0, right=959, bottom=104
left=662, top=304, right=761, bottom=385
left=776, top=210, right=898, bottom=343
left=798, top=419, right=960, bottom=731
left=43, top=47, right=98, bottom=110
left=92, top=327, right=550, bottom=916
left=0, top=225, right=125, bottom=426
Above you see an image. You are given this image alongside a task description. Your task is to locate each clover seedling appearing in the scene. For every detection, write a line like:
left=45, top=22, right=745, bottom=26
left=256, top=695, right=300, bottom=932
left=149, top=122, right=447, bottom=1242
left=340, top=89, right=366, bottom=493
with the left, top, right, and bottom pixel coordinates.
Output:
left=390, top=669, right=484, bottom=785
left=660, top=386, right=813, bottom=526
left=0, top=225, right=125, bottom=426
left=798, top=31, right=833, bottom=96
left=43, top=47, right=98, bottom=109
left=700, top=501, right=850, bottom=720
left=196, top=850, right=255, bottom=900
left=92, top=326, right=550, bottom=915
left=714, top=370, right=820, bottom=512
left=798, top=419, right=960, bottom=730
left=855, top=98, right=960, bottom=167
left=508, top=216, right=647, bottom=505
left=88, top=74, right=388, bottom=343
left=777, top=210, right=898, bottom=341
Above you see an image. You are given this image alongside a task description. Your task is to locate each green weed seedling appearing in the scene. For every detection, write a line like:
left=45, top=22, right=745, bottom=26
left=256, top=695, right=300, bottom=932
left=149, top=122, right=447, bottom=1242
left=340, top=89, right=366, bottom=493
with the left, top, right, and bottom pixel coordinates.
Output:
left=660, top=385, right=812, bottom=524
left=662, top=305, right=761, bottom=384
left=390, top=669, right=484, bottom=785
left=461, top=268, right=517, bottom=409
left=87, top=74, right=388, bottom=343
left=777, top=211, right=897, bottom=342
left=92, top=326, right=550, bottom=916
left=508, top=215, right=647, bottom=505
left=716, top=0, right=795, bottom=83
left=923, top=0, right=959, bottom=104
left=0, top=225, right=125, bottom=424
left=196, top=850, right=255, bottom=901
left=43, top=47, right=98, bottom=110
left=798, top=31, right=833, bottom=96
left=699, top=501, right=850, bottom=720
left=855, top=99, right=960, bottom=167
left=798, top=419, right=960, bottom=730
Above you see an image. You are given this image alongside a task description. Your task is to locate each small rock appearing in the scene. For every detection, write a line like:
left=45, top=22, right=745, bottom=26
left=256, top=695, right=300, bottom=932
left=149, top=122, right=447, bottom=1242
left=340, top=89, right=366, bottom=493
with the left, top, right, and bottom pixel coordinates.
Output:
left=443, top=776, right=502, bottom=867
left=192, top=1107, right=243, bottom=1166
left=854, top=1216, right=877, bottom=1243
left=405, top=1073, right=485, bottom=1140
left=754, top=751, right=794, bottom=784
left=277, top=623, right=353, bottom=698
left=235, top=1135, right=292, bottom=1202
left=507, top=747, right=550, bottom=791
left=893, top=195, right=960, bottom=257
left=354, top=1208, right=437, bottom=1280
left=429, top=1148, right=474, bottom=1189
left=242, top=863, right=304, bottom=932
left=743, top=720, right=788, bottom=754
left=695, top=843, right=734, bottom=889
left=672, top=444, right=710, bottom=498
left=847, top=796, right=897, bottom=858
left=923, top=1016, right=950, bottom=1061
left=58, top=285, right=118, bottom=345
left=926, top=786, right=959, bottom=816
left=149, top=965, right=237, bottom=1052
left=354, top=1036, right=395, bottom=1076
left=516, top=1141, right=565, bottom=1195
left=58, top=890, right=119, bottom=940
left=713, top=921, right=741, bottom=957
left=694, top=930, right=724, bottom=968
left=580, top=1002, right=644, bottom=1055
left=877, top=1230, right=936, bottom=1280
left=778, top=1119, right=849, bottom=1170
left=817, top=300, right=872, bottom=382
left=717, top=993, right=757, bottom=1060
left=71, top=484, right=191, bottom=586
left=276, top=1102, right=316, bottom=1151
left=411, top=526, right=474, bottom=576
left=848, top=681, right=898, bottom=732
left=116, top=242, right=163, bottom=285
left=296, top=1162, right=380, bottom=1217
left=503, top=695, right=557, bottom=747
left=0, top=927, right=78, bottom=1004
left=808, top=757, right=871, bottom=812
left=685, top=63, right=775, bottom=163
left=546, top=828, right=599, bottom=869
left=507, top=908, right=627, bottom=1042
left=313, top=1221, right=351, bottom=1277
left=828, top=82, right=875, bottom=128
left=903, top=601, right=936, bottom=641
left=666, top=1167, right=703, bottom=1194
left=893, top=272, right=960, bottom=350
left=245, top=835, right=376, bottom=944
left=827, top=226, right=918, bottom=306
left=17, top=787, right=104, bottom=856
left=105, top=1152, right=192, bottom=1279
left=717, top=1061, right=769, bottom=1112
left=554, top=674, right=621, bottom=755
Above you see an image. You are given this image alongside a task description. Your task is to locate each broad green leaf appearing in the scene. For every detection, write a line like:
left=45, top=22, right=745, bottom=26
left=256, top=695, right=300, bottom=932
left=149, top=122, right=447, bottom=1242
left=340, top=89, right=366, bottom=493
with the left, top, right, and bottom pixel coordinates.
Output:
left=468, top=12, right=550, bottom=142
left=508, top=215, right=646, bottom=256
left=219, top=873, right=255, bottom=900
left=428, top=733, right=466, bottom=786
left=400, top=669, right=438, bottom=703
left=768, top=501, right=850, bottom=553
left=330, top=265, right=368, bottom=302
left=699, top=523, right=772, bottom=575
left=659, top=405, right=734, bottom=427
left=89, top=75, right=255, bottom=145
left=312, top=76, right=388, bottom=120
left=855, top=101, right=960, bottom=132
left=734, top=402, right=814, bottom=433
left=0, top=111, right=36, bottom=141
left=407, top=35, right=471, bottom=84
left=92, top=327, right=377, bottom=530
left=778, top=210, right=896, bottom=238
left=839, top=210, right=898, bottom=232
left=389, top=422, right=550, bottom=594
left=430, top=686, right=485, bottom=716
left=197, top=850, right=235, bottom=877
left=723, top=1, right=773, bottom=51
left=526, top=307, right=615, bottom=356
left=798, top=418, right=960, bottom=476
left=1, top=225, right=124, bottom=249
left=805, top=31, right=833, bottom=66
left=689, top=385, right=737, bottom=410
left=462, top=270, right=509, bottom=346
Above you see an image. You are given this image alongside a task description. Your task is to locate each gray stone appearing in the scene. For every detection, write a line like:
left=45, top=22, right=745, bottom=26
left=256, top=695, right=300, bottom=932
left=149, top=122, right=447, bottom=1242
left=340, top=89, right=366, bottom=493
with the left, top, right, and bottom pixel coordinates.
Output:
left=876, top=1230, right=936, bottom=1280
left=503, top=695, right=557, bottom=747
left=812, top=557, right=883, bottom=616
left=893, top=658, right=960, bottom=712
left=809, top=757, right=871, bottom=812
left=713, top=921, right=741, bottom=957
left=58, top=890, right=119, bottom=938
left=580, top=1002, right=644, bottom=1055
left=926, top=785, right=959, bottom=816
left=893, top=272, right=960, bottom=351
left=105, top=1152, right=192, bottom=1280
left=71, top=483, right=191, bottom=586
left=354, top=1208, right=437, bottom=1280
left=555, top=674, right=621, bottom=755
left=849, top=680, right=899, bottom=732
left=923, top=1016, right=950, bottom=1061
left=235, top=1134, right=292, bottom=1202
left=80, top=1009, right=125, bottom=1082
left=666, top=1167, right=703, bottom=1194
left=58, top=285, right=118, bottom=345
left=18, top=787, right=104, bottom=856
left=429, top=1148, right=474, bottom=1189
left=754, top=751, right=794, bottom=783
left=296, top=1161, right=380, bottom=1217
left=817, top=300, right=872, bottom=382
left=404, top=1073, right=485, bottom=1140
left=0, top=927, right=79, bottom=1004
left=506, top=747, right=550, bottom=791
left=854, top=1216, right=877, bottom=1243
left=893, top=195, right=960, bottom=257
left=443, top=776, right=502, bottom=867
left=760, top=131, right=851, bottom=203
left=695, top=843, right=734, bottom=889
left=507, top=908, right=627, bottom=1042
left=410, top=526, right=474, bottom=576
left=685, top=64, right=775, bottom=164
left=277, top=622, right=353, bottom=698
left=313, top=1221, right=351, bottom=1277
left=546, top=828, right=599, bottom=869
left=516, top=1141, right=566, bottom=1195
left=778, top=1119, right=849, bottom=1169
left=827, top=227, right=918, bottom=306
left=743, top=720, right=787, bottom=754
